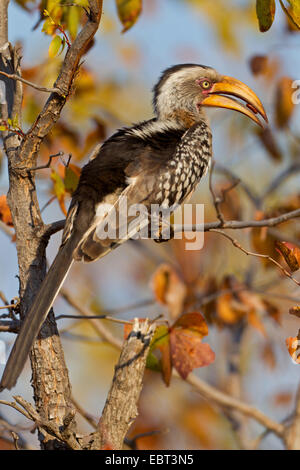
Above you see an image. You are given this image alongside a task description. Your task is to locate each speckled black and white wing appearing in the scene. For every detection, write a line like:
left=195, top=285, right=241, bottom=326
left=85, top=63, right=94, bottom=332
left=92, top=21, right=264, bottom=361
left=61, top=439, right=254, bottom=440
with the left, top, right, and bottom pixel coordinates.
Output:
left=73, top=120, right=212, bottom=261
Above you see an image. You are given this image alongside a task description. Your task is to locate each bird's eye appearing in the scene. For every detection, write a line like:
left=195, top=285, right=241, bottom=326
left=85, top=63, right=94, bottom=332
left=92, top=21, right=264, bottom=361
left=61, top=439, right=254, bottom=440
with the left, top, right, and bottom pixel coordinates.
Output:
left=201, top=80, right=211, bottom=89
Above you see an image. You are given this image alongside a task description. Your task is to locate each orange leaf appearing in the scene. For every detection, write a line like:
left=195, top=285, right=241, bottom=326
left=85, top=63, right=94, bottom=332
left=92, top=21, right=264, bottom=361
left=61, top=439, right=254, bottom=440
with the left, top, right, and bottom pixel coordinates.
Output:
left=216, top=292, right=244, bottom=325
left=249, top=55, right=268, bottom=75
left=261, top=343, right=276, bottom=370
left=251, top=213, right=280, bottom=268
left=286, top=336, right=300, bottom=364
left=151, top=264, right=187, bottom=320
left=0, top=195, right=13, bottom=226
left=170, top=329, right=215, bottom=379
left=289, top=305, right=300, bottom=318
left=248, top=309, right=266, bottom=336
left=50, top=169, right=67, bottom=216
left=273, top=391, right=293, bottom=407
left=275, top=76, right=295, bottom=128
left=275, top=241, right=300, bottom=272
left=170, top=313, right=215, bottom=379
left=173, top=312, right=209, bottom=337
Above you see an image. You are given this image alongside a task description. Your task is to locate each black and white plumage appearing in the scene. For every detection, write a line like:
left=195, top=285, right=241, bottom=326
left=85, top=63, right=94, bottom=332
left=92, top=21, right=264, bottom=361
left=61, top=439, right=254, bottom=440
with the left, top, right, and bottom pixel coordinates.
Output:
left=0, top=64, right=267, bottom=390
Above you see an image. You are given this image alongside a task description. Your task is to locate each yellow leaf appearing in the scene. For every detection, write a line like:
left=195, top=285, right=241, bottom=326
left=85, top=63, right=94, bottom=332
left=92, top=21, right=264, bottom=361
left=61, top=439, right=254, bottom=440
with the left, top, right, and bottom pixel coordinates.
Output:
left=116, top=0, right=142, bottom=33
left=280, top=0, right=300, bottom=29
left=48, top=35, right=62, bottom=58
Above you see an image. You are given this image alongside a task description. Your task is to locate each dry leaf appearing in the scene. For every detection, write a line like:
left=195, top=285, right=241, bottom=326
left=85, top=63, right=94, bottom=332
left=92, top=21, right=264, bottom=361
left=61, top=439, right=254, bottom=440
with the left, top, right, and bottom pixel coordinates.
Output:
left=151, top=264, right=187, bottom=320
left=275, top=76, right=295, bottom=128
left=286, top=335, right=300, bottom=364
left=275, top=241, right=300, bottom=272
left=289, top=306, right=300, bottom=318
left=0, top=195, right=13, bottom=227
left=170, top=312, right=215, bottom=379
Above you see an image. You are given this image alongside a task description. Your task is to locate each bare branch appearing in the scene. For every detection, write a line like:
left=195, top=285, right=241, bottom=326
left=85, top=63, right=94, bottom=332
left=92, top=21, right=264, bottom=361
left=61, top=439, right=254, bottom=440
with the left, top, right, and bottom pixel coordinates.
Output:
left=0, top=319, right=19, bottom=332
left=211, top=229, right=300, bottom=287
left=173, top=208, right=300, bottom=233
left=60, top=289, right=123, bottom=349
left=185, top=373, right=285, bottom=438
left=284, top=383, right=300, bottom=450
left=0, top=70, right=63, bottom=95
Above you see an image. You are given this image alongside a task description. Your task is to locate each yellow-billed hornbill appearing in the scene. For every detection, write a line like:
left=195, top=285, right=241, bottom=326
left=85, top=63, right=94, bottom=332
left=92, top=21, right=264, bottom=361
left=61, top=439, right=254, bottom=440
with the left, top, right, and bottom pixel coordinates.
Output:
left=0, top=64, right=267, bottom=390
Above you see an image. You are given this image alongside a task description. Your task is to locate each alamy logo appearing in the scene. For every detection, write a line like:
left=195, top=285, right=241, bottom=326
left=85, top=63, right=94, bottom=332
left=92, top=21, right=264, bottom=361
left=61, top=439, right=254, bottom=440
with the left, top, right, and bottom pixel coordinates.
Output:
left=95, top=197, right=205, bottom=251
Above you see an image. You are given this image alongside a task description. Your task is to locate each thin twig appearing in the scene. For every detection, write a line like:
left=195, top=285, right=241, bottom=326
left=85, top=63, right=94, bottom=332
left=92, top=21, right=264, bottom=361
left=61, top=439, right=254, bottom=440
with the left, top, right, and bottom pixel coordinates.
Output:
left=71, top=396, right=97, bottom=430
left=0, top=70, right=64, bottom=95
left=60, top=290, right=123, bottom=349
left=43, top=208, right=300, bottom=243
left=13, top=151, right=70, bottom=171
left=173, top=208, right=300, bottom=233
left=210, top=229, right=300, bottom=287
left=55, top=312, right=133, bottom=325
left=185, top=373, right=285, bottom=438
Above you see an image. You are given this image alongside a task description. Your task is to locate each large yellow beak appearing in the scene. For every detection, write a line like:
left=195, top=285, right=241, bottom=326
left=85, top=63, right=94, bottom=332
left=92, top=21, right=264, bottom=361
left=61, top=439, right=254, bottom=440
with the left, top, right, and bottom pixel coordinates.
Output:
left=201, top=76, right=268, bottom=127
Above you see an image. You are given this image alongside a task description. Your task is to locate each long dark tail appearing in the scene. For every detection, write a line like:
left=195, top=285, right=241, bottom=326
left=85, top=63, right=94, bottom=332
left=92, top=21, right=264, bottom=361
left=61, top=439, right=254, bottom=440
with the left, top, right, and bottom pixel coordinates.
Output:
left=0, top=237, right=78, bottom=391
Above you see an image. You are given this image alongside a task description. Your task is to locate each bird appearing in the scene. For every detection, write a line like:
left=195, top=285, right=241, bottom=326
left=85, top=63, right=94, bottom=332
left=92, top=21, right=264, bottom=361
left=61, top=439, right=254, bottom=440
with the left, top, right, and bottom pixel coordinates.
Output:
left=0, top=64, right=267, bottom=391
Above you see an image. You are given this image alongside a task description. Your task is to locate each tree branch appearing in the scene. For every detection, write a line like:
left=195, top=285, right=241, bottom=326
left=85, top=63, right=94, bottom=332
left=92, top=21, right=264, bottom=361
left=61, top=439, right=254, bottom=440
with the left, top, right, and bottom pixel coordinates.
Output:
left=89, top=318, right=156, bottom=450
left=0, top=0, right=103, bottom=450
left=185, top=373, right=285, bottom=438
left=0, top=70, right=63, bottom=95
left=284, top=383, right=300, bottom=450
left=173, top=208, right=300, bottom=233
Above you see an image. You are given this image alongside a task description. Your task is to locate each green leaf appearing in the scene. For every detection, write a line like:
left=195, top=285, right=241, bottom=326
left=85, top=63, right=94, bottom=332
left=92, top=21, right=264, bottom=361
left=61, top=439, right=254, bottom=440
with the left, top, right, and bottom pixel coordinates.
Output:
left=48, top=35, right=62, bottom=58
left=64, top=164, right=80, bottom=194
left=116, top=0, right=142, bottom=33
left=150, top=325, right=169, bottom=350
left=146, top=351, right=162, bottom=372
left=51, top=169, right=65, bottom=201
left=256, top=0, right=276, bottom=32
